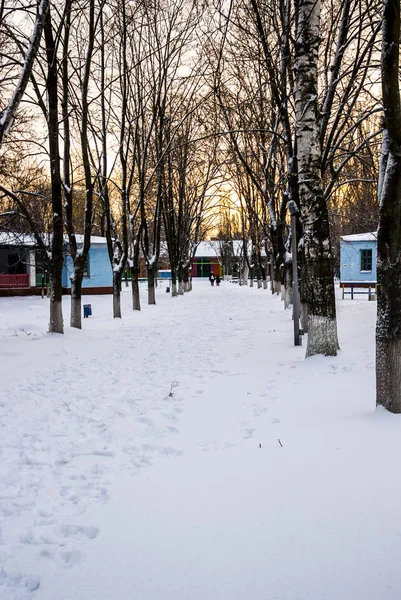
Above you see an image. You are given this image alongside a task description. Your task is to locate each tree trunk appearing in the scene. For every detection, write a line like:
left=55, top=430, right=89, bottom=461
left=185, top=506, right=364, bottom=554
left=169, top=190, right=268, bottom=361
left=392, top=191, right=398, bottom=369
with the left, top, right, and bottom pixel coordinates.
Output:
left=295, top=0, right=339, bottom=356
left=243, top=264, right=249, bottom=285
left=132, top=272, right=141, bottom=311
left=44, top=7, right=64, bottom=334
left=178, top=266, right=184, bottom=295
left=270, top=255, right=274, bottom=293
left=284, top=260, right=293, bottom=309
left=377, top=0, right=401, bottom=412
left=147, top=267, right=156, bottom=305
left=183, top=267, right=190, bottom=292
left=301, top=302, right=308, bottom=333
left=49, top=273, right=63, bottom=334
left=299, top=246, right=309, bottom=333
left=70, top=268, right=83, bottom=329
left=113, top=271, right=122, bottom=318
left=171, top=271, right=178, bottom=297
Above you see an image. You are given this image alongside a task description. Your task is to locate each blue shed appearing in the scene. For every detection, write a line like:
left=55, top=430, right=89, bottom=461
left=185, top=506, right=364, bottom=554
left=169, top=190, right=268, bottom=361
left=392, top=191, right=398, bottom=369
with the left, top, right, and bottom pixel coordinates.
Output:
left=340, top=232, right=377, bottom=284
left=63, top=236, right=112, bottom=294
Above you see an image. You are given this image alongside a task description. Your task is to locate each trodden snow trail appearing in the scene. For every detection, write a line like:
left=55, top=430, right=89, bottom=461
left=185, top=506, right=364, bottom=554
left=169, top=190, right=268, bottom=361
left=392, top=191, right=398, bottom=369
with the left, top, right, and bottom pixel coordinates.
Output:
left=1, top=281, right=401, bottom=600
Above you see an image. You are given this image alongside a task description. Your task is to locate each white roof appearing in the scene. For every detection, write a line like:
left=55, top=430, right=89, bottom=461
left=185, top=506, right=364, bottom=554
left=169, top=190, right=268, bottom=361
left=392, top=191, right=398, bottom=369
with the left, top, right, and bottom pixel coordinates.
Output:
left=194, top=240, right=266, bottom=257
left=72, top=234, right=107, bottom=245
left=340, top=232, right=377, bottom=242
left=0, top=232, right=107, bottom=247
left=194, top=241, right=220, bottom=257
left=0, top=232, right=37, bottom=246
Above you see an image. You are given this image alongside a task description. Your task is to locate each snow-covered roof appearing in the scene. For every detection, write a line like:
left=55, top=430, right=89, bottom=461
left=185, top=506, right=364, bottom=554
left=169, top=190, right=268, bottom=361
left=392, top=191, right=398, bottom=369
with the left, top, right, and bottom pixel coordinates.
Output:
left=340, top=232, right=377, bottom=242
left=194, top=241, right=220, bottom=257
left=0, top=232, right=107, bottom=247
left=0, top=232, right=37, bottom=246
left=72, top=234, right=107, bottom=245
left=194, top=240, right=266, bottom=257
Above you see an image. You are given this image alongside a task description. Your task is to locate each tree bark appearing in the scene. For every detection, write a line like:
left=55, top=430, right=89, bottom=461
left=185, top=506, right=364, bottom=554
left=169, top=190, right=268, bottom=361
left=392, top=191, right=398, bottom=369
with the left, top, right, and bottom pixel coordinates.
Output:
left=48, top=273, right=63, bottom=334
left=70, top=267, right=83, bottom=329
left=171, top=271, right=178, bottom=297
left=113, top=271, right=122, bottom=319
left=377, top=0, right=401, bottom=412
left=147, top=266, right=156, bottom=305
left=132, top=271, right=141, bottom=311
left=295, top=0, right=339, bottom=356
left=44, top=7, right=64, bottom=334
left=284, top=259, right=293, bottom=309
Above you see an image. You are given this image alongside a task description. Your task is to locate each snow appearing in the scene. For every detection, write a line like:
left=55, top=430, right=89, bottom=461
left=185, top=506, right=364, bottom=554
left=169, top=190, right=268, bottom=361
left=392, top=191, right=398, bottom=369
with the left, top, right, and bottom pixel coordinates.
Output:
left=341, top=232, right=377, bottom=242
left=0, top=281, right=401, bottom=599
left=194, top=240, right=266, bottom=258
left=0, top=233, right=107, bottom=248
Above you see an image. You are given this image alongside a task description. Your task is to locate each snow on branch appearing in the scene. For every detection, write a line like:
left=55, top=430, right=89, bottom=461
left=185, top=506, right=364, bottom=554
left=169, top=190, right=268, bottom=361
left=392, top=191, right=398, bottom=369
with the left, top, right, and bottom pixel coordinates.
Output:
left=0, top=0, right=50, bottom=149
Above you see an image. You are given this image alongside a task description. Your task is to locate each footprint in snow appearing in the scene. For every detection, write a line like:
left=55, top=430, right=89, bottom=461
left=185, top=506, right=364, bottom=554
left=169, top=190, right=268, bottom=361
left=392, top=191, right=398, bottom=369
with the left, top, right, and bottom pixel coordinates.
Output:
left=243, top=427, right=256, bottom=439
left=59, top=524, right=99, bottom=540
left=60, top=549, right=84, bottom=568
left=0, top=569, right=40, bottom=592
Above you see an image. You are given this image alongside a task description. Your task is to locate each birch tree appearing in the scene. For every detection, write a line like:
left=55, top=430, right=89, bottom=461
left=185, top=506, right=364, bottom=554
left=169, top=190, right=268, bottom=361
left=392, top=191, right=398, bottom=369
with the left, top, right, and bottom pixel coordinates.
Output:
left=294, top=0, right=339, bottom=356
left=376, top=0, right=401, bottom=412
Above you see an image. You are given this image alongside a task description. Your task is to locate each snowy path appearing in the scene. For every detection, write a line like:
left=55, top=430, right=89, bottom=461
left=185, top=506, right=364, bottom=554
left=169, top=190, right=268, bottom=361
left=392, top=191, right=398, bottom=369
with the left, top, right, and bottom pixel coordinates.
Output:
left=1, top=282, right=401, bottom=599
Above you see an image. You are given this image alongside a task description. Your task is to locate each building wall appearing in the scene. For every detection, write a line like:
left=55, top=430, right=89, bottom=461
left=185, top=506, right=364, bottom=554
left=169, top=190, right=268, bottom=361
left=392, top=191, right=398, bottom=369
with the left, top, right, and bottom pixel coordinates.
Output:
left=340, top=239, right=377, bottom=282
left=191, top=257, right=222, bottom=277
left=62, top=245, right=112, bottom=288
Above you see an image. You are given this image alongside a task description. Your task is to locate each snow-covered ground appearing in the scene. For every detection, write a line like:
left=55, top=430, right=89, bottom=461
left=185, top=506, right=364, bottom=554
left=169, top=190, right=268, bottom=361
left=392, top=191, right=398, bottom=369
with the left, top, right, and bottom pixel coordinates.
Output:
left=0, top=280, right=400, bottom=600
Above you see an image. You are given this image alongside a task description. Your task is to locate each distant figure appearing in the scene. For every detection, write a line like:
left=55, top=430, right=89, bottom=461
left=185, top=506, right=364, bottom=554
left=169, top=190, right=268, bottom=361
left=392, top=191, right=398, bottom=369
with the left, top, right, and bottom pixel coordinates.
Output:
left=216, top=274, right=221, bottom=286
left=209, top=271, right=215, bottom=286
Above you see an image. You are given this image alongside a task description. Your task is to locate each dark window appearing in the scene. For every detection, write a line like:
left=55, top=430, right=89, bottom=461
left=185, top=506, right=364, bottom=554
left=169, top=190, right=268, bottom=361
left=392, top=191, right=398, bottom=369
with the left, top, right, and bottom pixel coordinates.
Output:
left=360, top=249, right=372, bottom=272
left=8, top=253, right=25, bottom=274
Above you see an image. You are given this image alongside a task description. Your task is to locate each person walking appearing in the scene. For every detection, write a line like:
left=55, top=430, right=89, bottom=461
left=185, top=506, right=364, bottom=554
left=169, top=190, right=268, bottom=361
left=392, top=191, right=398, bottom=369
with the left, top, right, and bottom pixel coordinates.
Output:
left=216, top=274, right=221, bottom=286
left=209, top=271, right=215, bottom=286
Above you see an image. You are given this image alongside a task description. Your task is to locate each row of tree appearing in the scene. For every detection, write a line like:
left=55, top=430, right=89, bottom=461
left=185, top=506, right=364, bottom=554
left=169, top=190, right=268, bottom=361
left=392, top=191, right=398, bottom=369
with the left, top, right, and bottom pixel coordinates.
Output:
left=1, top=0, right=400, bottom=411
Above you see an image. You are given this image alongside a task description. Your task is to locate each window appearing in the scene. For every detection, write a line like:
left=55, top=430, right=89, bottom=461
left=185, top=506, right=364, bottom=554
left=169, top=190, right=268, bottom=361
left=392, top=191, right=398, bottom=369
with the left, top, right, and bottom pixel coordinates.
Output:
left=360, top=249, right=372, bottom=272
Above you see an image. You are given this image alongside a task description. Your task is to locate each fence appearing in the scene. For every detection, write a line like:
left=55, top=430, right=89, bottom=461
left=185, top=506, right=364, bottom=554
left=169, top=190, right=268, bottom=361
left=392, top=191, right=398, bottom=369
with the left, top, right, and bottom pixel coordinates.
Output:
left=0, top=274, right=30, bottom=288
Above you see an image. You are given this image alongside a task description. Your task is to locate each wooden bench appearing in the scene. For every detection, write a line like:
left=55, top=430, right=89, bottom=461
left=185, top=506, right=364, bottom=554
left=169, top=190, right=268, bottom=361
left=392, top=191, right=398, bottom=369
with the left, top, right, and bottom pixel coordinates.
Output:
left=340, top=281, right=377, bottom=300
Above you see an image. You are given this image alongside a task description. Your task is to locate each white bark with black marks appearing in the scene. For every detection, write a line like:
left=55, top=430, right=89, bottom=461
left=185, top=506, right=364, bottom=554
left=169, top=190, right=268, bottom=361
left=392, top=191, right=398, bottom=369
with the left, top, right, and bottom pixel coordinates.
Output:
left=295, top=0, right=339, bottom=357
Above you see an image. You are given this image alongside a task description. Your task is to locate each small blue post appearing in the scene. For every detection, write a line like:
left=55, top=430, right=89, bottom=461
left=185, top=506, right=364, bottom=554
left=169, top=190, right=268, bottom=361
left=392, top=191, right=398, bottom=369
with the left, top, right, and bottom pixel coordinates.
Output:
left=83, top=304, right=92, bottom=318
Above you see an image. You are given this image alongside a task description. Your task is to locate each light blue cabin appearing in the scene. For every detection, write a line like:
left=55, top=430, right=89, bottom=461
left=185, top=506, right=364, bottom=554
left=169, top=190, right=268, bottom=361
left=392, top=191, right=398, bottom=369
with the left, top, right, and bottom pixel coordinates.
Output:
left=62, top=236, right=112, bottom=293
left=340, top=232, right=377, bottom=283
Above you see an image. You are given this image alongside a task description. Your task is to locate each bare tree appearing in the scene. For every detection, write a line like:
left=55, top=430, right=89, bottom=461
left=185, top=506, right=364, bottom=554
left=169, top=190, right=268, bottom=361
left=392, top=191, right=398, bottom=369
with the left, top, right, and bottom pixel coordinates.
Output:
left=0, top=0, right=50, bottom=148
left=376, top=0, right=401, bottom=412
left=62, top=0, right=98, bottom=329
left=294, top=0, right=339, bottom=356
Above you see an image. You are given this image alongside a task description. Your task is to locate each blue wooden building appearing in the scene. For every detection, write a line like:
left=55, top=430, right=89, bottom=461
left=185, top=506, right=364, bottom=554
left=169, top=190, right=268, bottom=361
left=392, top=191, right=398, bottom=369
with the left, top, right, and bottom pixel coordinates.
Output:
left=340, top=232, right=377, bottom=285
left=0, top=233, right=112, bottom=295
left=62, top=236, right=112, bottom=294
